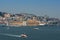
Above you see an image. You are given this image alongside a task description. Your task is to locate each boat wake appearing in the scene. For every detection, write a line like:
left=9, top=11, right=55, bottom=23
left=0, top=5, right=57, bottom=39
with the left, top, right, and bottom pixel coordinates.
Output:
left=0, top=33, right=21, bottom=37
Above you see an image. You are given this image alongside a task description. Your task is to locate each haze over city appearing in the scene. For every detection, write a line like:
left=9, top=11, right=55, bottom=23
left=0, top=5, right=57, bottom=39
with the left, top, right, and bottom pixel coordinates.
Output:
left=0, top=0, right=60, bottom=18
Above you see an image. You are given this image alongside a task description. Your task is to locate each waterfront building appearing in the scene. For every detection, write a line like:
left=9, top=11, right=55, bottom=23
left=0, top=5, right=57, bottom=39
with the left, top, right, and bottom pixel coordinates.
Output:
left=8, top=21, right=27, bottom=26
left=26, top=19, right=39, bottom=26
left=39, top=21, right=46, bottom=25
left=3, top=13, right=11, bottom=18
left=0, top=16, right=3, bottom=21
left=46, top=18, right=60, bottom=25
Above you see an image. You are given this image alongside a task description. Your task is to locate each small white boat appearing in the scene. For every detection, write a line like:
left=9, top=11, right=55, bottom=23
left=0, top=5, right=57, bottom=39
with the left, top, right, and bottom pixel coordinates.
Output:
left=33, top=28, right=39, bottom=30
left=20, top=34, right=27, bottom=38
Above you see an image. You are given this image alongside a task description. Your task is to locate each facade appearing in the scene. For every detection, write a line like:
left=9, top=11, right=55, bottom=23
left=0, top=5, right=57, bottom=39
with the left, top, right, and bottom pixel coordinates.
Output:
left=4, top=13, right=11, bottom=18
left=9, top=21, right=27, bottom=26
left=27, top=19, right=39, bottom=26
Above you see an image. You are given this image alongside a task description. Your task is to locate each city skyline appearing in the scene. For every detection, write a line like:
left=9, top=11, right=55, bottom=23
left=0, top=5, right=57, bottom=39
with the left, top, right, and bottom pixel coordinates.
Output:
left=0, top=0, right=60, bottom=18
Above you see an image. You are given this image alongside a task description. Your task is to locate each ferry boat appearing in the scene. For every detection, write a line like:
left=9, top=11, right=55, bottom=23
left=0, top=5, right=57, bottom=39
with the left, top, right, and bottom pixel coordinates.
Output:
left=20, top=34, right=27, bottom=38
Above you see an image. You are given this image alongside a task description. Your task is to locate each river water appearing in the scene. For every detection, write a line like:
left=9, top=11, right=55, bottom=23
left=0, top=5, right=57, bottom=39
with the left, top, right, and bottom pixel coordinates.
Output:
left=0, top=25, right=60, bottom=40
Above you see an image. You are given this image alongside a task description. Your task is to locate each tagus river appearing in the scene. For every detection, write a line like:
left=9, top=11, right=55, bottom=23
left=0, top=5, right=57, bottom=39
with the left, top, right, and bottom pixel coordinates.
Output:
left=0, top=25, right=60, bottom=40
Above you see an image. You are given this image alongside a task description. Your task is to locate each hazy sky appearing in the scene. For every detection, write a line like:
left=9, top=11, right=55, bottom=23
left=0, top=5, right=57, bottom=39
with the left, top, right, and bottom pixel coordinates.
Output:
left=0, top=0, right=60, bottom=18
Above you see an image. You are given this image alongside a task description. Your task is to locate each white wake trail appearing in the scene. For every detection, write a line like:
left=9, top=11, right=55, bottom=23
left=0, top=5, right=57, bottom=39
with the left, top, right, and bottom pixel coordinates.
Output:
left=0, top=33, right=21, bottom=37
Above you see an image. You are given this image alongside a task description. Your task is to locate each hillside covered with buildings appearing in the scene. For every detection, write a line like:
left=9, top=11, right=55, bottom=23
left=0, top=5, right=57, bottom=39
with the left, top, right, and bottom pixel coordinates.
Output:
left=0, top=12, right=60, bottom=27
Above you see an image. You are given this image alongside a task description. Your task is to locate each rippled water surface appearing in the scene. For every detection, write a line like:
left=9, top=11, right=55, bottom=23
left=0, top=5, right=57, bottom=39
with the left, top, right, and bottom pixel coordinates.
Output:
left=0, top=25, right=60, bottom=40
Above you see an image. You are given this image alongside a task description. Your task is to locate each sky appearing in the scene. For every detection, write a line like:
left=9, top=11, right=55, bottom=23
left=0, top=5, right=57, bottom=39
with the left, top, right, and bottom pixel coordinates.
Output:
left=0, top=0, right=60, bottom=18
